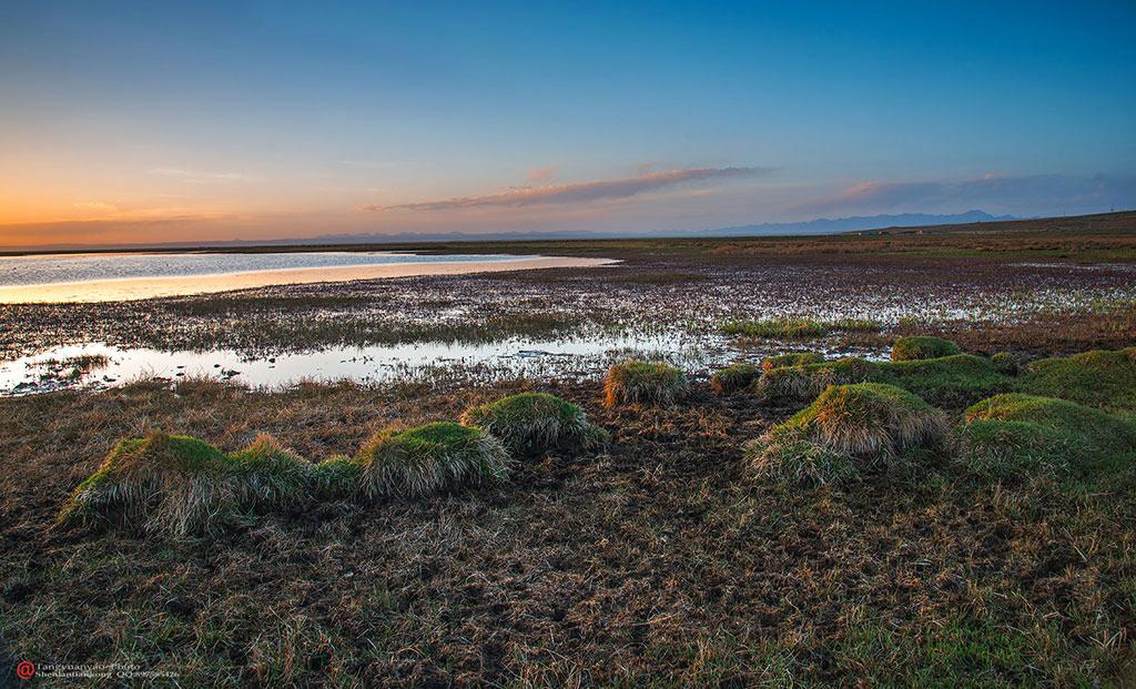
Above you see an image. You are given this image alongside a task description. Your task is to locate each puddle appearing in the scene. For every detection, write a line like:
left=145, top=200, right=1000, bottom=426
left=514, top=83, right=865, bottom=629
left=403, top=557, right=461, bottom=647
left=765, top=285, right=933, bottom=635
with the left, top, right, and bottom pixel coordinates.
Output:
left=0, top=335, right=693, bottom=394
left=0, top=335, right=889, bottom=396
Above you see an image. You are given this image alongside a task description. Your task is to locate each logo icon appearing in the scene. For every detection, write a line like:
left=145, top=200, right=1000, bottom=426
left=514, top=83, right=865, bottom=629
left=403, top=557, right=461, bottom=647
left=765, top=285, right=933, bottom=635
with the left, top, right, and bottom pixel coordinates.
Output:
left=15, top=660, right=35, bottom=680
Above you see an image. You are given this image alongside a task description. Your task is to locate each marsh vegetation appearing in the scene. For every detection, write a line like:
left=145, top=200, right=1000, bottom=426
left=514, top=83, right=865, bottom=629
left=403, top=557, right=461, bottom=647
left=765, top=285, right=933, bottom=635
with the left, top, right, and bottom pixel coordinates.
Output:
left=2, top=217, right=1135, bottom=687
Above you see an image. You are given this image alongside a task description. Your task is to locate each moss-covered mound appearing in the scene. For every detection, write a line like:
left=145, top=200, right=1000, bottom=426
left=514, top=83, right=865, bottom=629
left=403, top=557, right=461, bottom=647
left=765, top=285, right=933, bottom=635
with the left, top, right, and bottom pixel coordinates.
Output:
left=753, top=354, right=1009, bottom=409
left=356, top=421, right=510, bottom=499
left=226, top=434, right=312, bottom=507
left=888, top=354, right=1010, bottom=409
left=460, top=392, right=608, bottom=455
left=310, top=455, right=363, bottom=499
left=1018, top=347, right=1136, bottom=413
left=59, top=432, right=314, bottom=537
left=891, top=335, right=961, bottom=361
left=603, top=360, right=688, bottom=407
left=991, top=351, right=1032, bottom=375
left=710, top=363, right=762, bottom=395
left=747, top=383, right=947, bottom=485
left=762, top=351, right=825, bottom=371
left=752, top=356, right=882, bottom=406
left=959, top=393, right=1136, bottom=480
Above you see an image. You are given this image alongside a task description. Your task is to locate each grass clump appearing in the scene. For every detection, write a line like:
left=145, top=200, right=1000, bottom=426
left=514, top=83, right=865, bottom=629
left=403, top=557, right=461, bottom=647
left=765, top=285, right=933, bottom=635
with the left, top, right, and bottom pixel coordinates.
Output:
left=58, top=433, right=230, bottom=537
left=747, top=383, right=947, bottom=485
left=753, top=354, right=1009, bottom=409
left=226, top=434, right=312, bottom=508
left=710, top=363, right=762, bottom=394
left=722, top=317, right=826, bottom=338
left=762, top=351, right=825, bottom=371
left=888, top=354, right=1010, bottom=409
left=959, top=393, right=1136, bottom=480
left=829, top=317, right=884, bottom=333
left=1017, top=347, right=1136, bottom=412
left=603, top=360, right=688, bottom=407
left=355, top=421, right=510, bottom=499
left=309, top=455, right=363, bottom=499
left=990, top=351, right=1031, bottom=375
left=460, top=392, right=608, bottom=455
left=753, top=357, right=884, bottom=406
left=891, top=335, right=961, bottom=361
left=59, top=432, right=319, bottom=537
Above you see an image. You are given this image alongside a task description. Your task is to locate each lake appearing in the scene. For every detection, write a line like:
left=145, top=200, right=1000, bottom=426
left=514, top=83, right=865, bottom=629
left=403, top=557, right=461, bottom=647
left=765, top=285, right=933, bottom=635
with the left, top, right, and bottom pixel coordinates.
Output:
left=0, top=251, right=617, bottom=303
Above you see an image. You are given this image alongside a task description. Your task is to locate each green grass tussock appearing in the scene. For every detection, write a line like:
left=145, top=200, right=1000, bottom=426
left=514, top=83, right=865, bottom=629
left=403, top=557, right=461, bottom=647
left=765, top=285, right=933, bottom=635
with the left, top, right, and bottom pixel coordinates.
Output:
left=60, top=433, right=240, bottom=537
left=762, top=351, right=825, bottom=371
left=959, top=393, right=1136, bottom=480
left=888, top=354, right=1010, bottom=409
left=990, top=350, right=1032, bottom=375
left=226, top=433, right=312, bottom=507
left=891, top=335, right=961, bottom=361
left=753, top=354, right=1009, bottom=409
left=748, top=383, right=947, bottom=485
left=60, top=420, right=520, bottom=535
left=752, top=356, right=880, bottom=406
left=460, top=392, right=608, bottom=455
left=309, top=455, right=363, bottom=499
left=709, top=363, right=762, bottom=394
left=356, top=421, right=510, bottom=499
left=956, top=419, right=1073, bottom=481
left=603, top=360, right=688, bottom=407
left=1017, top=347, right=1136, bottom=412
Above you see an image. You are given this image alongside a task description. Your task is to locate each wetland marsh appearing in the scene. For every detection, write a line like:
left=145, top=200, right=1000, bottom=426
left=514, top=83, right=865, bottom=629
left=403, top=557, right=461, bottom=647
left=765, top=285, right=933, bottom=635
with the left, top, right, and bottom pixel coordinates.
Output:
left=2, top=213, right=1135, bottom=687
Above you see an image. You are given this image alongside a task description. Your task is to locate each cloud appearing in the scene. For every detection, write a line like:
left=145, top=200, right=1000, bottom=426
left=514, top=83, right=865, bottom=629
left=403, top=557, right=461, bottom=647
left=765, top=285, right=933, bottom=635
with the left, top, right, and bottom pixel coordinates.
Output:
left=801, top=173, right=1136, bottom=216
left=72, top=200, right=121, bottom=214
left=339, top=160, right=413, bottom=169
left=149, top=167, right=257, bottom=183
left=365, top=166, right=773, bottom=212
left=526, top=165, right=558, bottom=183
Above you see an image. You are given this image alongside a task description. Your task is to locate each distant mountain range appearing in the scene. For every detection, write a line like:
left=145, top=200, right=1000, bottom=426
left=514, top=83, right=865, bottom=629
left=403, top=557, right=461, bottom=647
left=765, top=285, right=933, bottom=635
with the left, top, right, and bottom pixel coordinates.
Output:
left=692, top=210, right=1016, bottom=237
left=293, top=210, right=1016, bottom=246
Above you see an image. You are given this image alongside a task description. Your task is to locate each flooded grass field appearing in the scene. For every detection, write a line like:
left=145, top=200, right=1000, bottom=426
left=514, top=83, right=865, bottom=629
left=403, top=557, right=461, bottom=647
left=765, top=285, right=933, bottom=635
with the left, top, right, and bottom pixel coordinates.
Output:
left=1, top=225, right=1134, bottom=394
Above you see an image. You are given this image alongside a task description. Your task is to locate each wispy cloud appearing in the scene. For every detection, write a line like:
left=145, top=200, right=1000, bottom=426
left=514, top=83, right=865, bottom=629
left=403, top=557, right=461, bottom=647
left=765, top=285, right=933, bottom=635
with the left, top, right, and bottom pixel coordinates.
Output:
left=526, top=165, right=558, bottom=183
left=72, top=200, right=121, bottom=214
left=339, top=160, right=413, bottom=169
left=801, top=173, right=1136, bottom=215
left=365, top=166, right=773, bottom=212
left=149, top=167, right=257, bottom=183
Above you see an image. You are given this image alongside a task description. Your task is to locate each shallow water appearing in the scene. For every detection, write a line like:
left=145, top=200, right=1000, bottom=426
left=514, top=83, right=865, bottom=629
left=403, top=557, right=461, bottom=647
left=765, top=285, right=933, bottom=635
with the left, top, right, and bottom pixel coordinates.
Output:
left=0, top=336, right=694, bottom=394
left=0, top=251, right=617, bottom=303
left=0, top=336, right=891, bottom=396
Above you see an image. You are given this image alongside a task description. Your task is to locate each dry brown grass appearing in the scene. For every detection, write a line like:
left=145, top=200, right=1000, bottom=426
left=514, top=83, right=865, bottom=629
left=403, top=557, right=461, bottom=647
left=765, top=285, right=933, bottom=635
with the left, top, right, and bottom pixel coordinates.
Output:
left=2, top=376, right=1134, bottom=686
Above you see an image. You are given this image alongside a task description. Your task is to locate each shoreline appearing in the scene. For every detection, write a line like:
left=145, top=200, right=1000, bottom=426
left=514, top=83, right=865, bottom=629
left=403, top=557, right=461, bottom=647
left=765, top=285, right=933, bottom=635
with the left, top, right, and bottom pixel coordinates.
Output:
left=0, top=255, right=619, bottom=304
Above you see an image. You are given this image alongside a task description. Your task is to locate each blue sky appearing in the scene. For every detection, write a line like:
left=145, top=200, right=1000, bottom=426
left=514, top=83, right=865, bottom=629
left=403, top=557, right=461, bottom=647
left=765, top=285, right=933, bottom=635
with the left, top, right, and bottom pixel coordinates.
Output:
left=1, top=1, right=1134, bottom=246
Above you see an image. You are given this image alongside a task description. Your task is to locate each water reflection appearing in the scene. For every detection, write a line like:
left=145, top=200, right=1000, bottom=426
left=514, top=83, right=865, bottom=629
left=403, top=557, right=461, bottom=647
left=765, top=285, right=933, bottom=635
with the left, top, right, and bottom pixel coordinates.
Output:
left=0, top=334, right=894, bottom=396
left=0, top=253, right=617, bottom=303
left=0, top=335, right=695, bottom=394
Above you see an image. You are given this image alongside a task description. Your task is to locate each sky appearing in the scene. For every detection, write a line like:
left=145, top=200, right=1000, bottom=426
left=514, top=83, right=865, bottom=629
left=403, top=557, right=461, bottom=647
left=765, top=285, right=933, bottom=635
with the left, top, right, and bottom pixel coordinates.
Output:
left=1, top=1, right=1134, bottom=248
